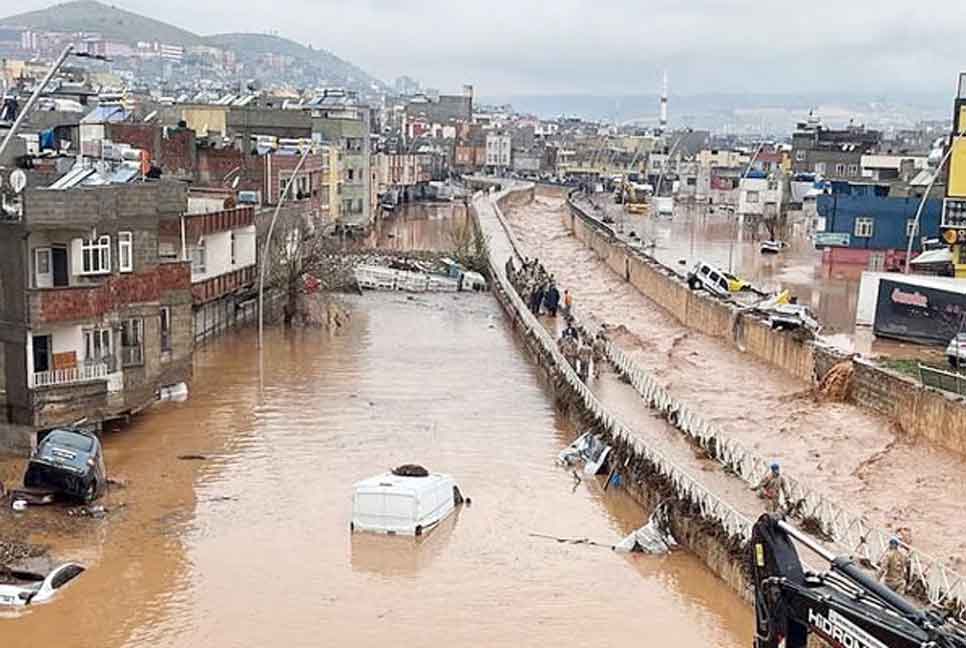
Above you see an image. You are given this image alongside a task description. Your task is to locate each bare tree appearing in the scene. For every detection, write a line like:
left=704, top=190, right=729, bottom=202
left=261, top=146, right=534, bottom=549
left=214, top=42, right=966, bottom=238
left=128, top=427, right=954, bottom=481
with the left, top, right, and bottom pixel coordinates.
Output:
left=447, top=217, right=491, bottom=276
left=262, top=211, right=349, bottom=328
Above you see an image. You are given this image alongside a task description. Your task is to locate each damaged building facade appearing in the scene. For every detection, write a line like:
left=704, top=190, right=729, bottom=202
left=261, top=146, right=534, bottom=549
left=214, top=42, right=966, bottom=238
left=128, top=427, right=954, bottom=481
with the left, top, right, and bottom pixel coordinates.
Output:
left=0, top=182, right=193, bottom=442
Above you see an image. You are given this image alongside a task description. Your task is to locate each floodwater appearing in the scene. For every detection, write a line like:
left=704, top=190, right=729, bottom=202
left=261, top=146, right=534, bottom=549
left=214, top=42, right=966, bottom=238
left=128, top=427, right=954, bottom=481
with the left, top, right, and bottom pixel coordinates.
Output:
left=368, top=201, right=470, bottom=252
left=2, top=206, right=752, bottom=647
left=586, top=196, right=943, bottom=358
left=504, top=190, right=966, bottom=563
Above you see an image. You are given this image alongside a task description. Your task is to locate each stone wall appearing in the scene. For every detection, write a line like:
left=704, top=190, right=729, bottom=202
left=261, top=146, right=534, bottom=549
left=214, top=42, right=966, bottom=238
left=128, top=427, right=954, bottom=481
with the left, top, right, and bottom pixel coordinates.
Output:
left=564, top=200, right=966, bottom=456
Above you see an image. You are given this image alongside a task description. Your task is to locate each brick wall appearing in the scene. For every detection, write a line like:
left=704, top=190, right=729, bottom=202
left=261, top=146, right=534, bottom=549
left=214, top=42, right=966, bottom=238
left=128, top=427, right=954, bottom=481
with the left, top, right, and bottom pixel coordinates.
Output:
left=196, top=146, right=265, bottom=193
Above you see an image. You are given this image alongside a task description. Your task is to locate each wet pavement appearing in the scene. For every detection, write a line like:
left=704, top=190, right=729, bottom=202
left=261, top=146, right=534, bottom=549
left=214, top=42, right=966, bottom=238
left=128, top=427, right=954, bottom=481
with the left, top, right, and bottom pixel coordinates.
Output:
left=1, top=202, right=752, bottom=647
left=504, top=189, right=966, bottom=564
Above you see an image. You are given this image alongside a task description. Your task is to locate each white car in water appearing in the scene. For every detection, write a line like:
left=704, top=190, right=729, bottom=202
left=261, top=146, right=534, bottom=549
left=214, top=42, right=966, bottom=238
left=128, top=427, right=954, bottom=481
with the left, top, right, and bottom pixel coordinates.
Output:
left=0, top=563, right=85, bottom=607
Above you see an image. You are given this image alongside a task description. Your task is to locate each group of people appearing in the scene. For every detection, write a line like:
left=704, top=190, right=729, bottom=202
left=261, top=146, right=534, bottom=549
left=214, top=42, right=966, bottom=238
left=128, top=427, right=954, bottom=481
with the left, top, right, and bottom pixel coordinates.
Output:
left=557, top=325, right=608, bottom=383
left=753, top=462, right=909, bottom=594
left=507, top=257, right=572, bottom=319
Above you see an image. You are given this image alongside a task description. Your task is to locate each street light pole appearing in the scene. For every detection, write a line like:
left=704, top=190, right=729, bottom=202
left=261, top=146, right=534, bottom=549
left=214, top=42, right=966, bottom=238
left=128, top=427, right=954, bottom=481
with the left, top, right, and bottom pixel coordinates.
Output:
left=257, top=144, right=314, bottom=350
left=0, top=45, right=74, bottom=163
left=904, top=132, right=963, bottom=274
left=730, top=141, right=768, bottom=273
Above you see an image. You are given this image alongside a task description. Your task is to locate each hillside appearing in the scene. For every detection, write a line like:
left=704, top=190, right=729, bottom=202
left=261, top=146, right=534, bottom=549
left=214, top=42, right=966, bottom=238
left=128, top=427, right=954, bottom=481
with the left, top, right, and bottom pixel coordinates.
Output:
left=204, top=33, right=381, bottom=88
left=0, top=1, right=383, bottom=89
left=1, top=0, right=203, bottom=46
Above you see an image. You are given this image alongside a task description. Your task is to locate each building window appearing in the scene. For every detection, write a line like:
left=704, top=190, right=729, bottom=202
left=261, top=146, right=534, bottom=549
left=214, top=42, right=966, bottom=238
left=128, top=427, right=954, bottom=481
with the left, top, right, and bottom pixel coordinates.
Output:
left=815, top=162, right=826, bottom=175
left=835, top=163, right=847, bottom=176
left=160, top=307, right=172, bottom=353
left=84, top=328, right=112, bottom=368
left=121, top=318, right=144, bottom=367
left=746, top=190, right=760, bottom=203
left=795, top=150, right=806, bottom=162
left=81, top=236, right=111, bottom=274
left=854, top=217, right=874, bottom=238
left=191, top=240, right=206, bottom=274
left=848, top=164, right=858, bottom=177
left=230, top=233, right=236, bottom=265
left=118, top=231, right=133, bottom=273
left=906, top=219, right=918, bottom=238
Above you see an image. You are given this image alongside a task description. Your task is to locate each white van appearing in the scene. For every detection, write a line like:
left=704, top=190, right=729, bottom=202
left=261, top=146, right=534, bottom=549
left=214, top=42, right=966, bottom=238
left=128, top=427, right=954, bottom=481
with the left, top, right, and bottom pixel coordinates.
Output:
left=352, top=472, right=464, bottom=536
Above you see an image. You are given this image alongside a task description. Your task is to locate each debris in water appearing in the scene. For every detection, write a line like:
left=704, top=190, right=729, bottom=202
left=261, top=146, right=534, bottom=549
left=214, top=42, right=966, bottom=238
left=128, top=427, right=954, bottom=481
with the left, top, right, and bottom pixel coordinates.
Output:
left=177, top=454, right=210, bottom=461
left=614, top=502, right=678, bottom=554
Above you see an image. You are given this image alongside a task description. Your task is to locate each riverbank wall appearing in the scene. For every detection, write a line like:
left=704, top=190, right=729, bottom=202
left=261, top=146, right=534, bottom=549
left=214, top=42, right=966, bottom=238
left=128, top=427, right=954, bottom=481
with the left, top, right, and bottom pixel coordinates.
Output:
left=562, top=199, right=966, bottom=457
left=471, top=183, right=756, bottom=602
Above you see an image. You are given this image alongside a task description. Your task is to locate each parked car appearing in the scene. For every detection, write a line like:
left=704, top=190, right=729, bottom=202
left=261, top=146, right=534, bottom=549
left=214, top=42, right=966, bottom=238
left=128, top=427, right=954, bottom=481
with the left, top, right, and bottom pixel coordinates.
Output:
left=0, top=563, right=85, bottom=607
left=947, top=333, right=966, bottom=369
left=23, top=429, right=106, bottom=503
left=686, top=261, right=750, bottom=297
left=351, top=467, right=465, bottom=537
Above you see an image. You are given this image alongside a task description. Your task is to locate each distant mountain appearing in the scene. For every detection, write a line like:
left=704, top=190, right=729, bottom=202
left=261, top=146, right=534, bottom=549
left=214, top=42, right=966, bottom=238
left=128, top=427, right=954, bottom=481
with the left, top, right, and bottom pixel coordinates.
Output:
left=1, top=0, right=384, bottom=90
left=2, top=0, right=203, bottom=46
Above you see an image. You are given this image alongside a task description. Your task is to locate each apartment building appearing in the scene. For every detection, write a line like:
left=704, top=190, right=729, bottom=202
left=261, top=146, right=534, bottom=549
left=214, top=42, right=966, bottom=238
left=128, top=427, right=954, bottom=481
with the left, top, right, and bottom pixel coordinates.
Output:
left=0, top=182, right=193, bottom=437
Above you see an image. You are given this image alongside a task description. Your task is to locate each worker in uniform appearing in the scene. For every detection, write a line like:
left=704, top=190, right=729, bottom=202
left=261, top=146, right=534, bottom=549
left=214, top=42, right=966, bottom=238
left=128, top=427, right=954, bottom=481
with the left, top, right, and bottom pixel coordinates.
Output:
left=752, top=463, right=789, bottom=514
left=577, top=341, right=593, bottom=382
left=878, top=537, right=908, bottom=595
left=592, top=332, right=607, bottom=379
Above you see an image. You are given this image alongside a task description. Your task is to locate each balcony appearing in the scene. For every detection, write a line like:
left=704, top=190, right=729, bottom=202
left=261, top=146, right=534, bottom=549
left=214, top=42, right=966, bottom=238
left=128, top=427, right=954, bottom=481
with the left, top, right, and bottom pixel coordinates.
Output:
left=33, top=362, right=109, bottom=388
left=191, top=265, right=258, bottom=305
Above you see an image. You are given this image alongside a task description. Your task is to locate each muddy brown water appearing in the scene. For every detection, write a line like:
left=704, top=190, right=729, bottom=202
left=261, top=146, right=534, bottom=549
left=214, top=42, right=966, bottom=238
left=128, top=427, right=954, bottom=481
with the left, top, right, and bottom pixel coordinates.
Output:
left=2, top=206, right=751, bottom=647
left=506, top=191, right=966, bottom=564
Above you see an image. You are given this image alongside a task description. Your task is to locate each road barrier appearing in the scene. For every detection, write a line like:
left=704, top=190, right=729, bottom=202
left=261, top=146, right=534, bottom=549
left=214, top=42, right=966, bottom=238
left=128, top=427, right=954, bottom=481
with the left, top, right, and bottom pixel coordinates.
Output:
left=480, top=181, right=966, bottom=615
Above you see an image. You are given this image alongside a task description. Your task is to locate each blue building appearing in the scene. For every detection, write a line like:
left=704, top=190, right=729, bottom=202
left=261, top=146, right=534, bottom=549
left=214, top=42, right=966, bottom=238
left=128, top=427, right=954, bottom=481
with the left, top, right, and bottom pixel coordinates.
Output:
left=815, top=181, right=942, bottom=268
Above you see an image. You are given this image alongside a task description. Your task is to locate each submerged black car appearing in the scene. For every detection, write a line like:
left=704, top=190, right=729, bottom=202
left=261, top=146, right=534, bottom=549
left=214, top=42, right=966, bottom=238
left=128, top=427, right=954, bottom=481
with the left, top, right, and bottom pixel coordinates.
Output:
left=24, top=429, right=106, bottom=503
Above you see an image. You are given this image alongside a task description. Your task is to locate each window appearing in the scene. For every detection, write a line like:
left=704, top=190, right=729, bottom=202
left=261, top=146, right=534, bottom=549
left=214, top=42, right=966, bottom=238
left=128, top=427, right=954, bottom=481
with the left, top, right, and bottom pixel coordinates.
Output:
left=84, top=328, right=112, bottom=368
left=854, top=217, right=874, bottom=238
left=746, top=190, right=760, bottom=203
left=906, top=219, right=918, bottom=238
left=835, top=163, right=847, bottom=176
left=121, top=318, right=143, bottom=367
left=160, top=307, right=171, bottom=353
left=847, top=164, right=859, bottom=177
left=191, top=240, right=206, bottom=275
left=230, top=233, right=236, bottom=265
left=814, top=162, right=826, bottom=175
left=118, top=231, right=133, bottom=273
left=80, top=236, right=111, bottom=274
left=795, top=150, right=806, bottom=162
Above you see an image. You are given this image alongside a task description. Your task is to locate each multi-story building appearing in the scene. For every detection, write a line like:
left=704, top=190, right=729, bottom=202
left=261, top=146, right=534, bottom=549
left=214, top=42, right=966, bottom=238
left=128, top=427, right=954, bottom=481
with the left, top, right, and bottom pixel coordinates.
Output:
left=311, top=96, right=372, bottom=228
left=177, top=202, right=258, bottom=342
left=791, top=113, right=880, bottom=180
left=0, top=182, right=193, bottom=442
left=485, top=133, right=512, bottom=173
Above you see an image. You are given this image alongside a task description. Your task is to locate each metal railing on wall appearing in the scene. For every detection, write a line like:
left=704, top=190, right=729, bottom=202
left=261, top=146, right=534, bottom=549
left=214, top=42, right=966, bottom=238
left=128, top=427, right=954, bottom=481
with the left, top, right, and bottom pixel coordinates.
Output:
left=478, top=182, right=966, bottom=614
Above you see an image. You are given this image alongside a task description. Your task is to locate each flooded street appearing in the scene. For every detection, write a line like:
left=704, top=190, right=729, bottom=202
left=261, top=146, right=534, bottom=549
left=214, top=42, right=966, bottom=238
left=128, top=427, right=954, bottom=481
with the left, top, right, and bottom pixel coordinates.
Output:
left=3, top=205, right=752, bottom=647
left=506, top=190, right=966, bottom=563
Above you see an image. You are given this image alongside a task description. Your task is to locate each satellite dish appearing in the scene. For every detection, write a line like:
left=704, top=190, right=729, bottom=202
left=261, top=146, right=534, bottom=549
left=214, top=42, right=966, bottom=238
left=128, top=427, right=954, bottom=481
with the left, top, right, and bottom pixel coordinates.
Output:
left=10, top=169, right=26, bottom=194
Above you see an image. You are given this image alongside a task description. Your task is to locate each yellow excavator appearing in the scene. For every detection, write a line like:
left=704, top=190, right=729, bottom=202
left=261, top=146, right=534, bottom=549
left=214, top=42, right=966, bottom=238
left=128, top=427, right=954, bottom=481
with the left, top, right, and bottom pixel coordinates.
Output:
left=621, top=180, right=652, bottom=214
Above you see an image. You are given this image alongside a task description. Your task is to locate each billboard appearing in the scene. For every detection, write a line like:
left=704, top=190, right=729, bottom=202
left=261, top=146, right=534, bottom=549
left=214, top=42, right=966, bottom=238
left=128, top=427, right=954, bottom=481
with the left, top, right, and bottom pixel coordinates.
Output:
left=814, top=232, right=851, bottom=247
left=873, top=278, right=966, bottom=345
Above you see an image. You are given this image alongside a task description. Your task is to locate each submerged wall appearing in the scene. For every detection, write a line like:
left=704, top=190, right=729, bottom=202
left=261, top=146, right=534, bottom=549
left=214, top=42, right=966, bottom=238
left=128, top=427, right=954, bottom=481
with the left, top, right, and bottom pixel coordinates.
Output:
left=563, top=200, right=966, bottom=457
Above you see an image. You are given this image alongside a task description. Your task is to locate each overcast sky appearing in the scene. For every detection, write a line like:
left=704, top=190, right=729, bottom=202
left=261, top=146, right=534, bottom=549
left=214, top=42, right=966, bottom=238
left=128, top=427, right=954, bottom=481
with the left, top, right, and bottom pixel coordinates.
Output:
left=12, top=0, right=966, bottom=98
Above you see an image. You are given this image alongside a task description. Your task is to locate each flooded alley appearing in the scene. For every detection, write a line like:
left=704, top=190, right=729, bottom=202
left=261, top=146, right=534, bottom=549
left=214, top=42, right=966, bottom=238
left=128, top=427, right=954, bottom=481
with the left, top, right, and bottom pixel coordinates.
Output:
left=2, top=206, right=751, bottom=647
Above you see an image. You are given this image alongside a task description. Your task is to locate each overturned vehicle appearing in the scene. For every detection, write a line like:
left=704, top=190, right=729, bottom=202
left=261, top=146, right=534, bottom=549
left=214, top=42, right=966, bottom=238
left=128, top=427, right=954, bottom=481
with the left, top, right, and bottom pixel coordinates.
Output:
left=23, top=429, right=106, bottom=503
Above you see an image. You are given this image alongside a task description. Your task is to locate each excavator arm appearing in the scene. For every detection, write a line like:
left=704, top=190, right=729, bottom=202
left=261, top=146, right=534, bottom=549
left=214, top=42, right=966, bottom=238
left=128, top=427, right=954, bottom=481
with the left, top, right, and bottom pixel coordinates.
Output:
left=750, top=514, right=966, bottom=648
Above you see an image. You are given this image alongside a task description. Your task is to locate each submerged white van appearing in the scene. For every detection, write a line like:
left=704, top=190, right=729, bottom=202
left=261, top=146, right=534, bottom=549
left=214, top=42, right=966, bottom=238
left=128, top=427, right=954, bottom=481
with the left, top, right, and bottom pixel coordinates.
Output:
left=352, top=471, right=464, bottom=537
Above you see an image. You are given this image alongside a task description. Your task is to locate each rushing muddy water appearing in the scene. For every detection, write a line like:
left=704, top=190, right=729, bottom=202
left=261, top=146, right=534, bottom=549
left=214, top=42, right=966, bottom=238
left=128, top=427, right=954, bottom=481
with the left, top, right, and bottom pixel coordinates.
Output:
left=505, top=189, right=966, bottom=563
left=2, top=205, right=752, bottom=648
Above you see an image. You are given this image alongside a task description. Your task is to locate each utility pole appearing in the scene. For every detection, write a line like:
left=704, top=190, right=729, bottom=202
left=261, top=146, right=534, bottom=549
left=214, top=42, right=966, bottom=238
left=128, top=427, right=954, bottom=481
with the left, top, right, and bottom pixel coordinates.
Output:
left=904, top=131, right=963, bottom=274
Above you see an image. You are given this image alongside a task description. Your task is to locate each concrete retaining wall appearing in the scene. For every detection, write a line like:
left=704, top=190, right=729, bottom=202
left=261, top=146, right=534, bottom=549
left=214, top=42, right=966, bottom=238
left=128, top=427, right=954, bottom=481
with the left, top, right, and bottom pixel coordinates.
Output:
left=564, top=200, right=966, bottom=456
left=481, top=186, right=755, bottom=602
